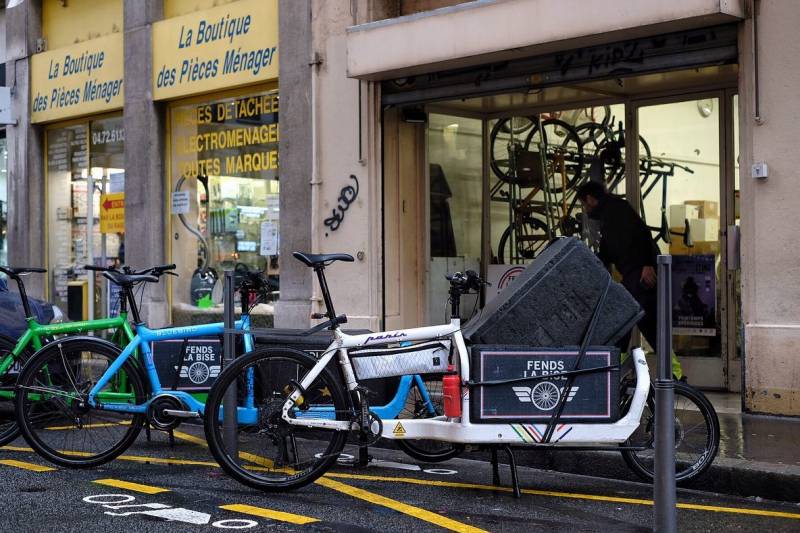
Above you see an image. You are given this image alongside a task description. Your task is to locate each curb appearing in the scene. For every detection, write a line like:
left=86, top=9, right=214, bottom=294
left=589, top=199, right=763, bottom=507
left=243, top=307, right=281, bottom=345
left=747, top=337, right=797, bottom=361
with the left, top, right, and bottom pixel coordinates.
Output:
left=490, top=449, right=800, bottom=503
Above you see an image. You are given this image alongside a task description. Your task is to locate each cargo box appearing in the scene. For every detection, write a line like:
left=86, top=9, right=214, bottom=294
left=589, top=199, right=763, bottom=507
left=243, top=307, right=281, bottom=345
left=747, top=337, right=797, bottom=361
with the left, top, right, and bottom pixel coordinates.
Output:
left=470, top=345, right=620, bottom=424
left=463, top=237, right=643, bottom=347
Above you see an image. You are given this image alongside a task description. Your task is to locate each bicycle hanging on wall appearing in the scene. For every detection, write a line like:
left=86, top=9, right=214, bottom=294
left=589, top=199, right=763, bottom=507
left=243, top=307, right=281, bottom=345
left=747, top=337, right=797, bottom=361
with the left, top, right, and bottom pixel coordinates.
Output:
left=489, top=110, right=695, bottom=263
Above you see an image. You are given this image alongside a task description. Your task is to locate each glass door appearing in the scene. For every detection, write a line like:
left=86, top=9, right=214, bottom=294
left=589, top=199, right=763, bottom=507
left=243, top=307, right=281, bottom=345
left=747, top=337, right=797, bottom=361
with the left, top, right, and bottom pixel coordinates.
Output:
left=47, top=117, right=125, bottom=321
left=635, top=94, right=730, bottom=389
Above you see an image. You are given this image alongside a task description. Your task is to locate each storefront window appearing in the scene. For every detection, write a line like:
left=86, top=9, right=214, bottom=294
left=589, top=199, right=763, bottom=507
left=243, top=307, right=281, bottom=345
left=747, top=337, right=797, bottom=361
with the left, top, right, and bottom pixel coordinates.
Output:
left=169, top=88, right=279, bottom=313
left=47, top=116, right=125, bottom=320
left=488, top=104, right=626, bottom=265
left=427, top=114, right=482, bottom=323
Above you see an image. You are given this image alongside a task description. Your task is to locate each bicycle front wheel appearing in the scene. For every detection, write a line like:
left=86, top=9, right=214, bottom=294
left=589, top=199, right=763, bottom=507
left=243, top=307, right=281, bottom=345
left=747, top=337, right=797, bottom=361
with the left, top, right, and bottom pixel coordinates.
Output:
left=15, top=339, right=146, bottom=468
left=204, top=346, right=349, bottom=492
left=621, top=381, right=720, bottom=485
left=0, top=334, right=32, bottom=446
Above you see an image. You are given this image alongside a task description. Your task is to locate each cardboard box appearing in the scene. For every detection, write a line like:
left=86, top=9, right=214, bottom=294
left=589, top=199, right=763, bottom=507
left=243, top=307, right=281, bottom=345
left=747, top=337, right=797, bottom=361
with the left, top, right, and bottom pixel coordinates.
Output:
left=684, top=200, right=719, bottom=219
left=669, top=204, right=699, bottom=227
left=689, top=218, right=720, bottom=242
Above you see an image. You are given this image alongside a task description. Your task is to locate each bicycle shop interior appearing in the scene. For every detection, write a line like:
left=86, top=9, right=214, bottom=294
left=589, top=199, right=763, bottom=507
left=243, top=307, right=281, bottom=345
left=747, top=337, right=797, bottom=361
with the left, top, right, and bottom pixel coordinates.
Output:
left=381, top=27, right=741, bottom=395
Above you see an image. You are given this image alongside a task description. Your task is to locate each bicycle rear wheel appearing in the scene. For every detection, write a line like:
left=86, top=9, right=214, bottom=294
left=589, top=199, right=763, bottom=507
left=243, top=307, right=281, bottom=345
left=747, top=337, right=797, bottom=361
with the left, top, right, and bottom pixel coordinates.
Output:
left=395, top=376, right=463, bottom=463
left=621, top=381, right=720, bottom=485
left=0, top=335, right=32, bottom=446
left=15, top=339, right=146, bottom=468
left=204, top=346, right=349, bottom=492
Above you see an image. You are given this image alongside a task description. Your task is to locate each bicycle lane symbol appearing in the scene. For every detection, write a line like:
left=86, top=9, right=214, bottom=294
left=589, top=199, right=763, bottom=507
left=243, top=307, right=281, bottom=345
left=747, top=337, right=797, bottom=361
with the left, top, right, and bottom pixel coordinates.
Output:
left=82, top=494, right=258, bottom=529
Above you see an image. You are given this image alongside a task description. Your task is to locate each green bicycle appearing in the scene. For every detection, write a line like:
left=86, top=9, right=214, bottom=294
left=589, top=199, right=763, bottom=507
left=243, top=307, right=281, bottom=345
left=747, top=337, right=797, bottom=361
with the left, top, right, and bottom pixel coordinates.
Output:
left=0, top=264, right=138, bottom=446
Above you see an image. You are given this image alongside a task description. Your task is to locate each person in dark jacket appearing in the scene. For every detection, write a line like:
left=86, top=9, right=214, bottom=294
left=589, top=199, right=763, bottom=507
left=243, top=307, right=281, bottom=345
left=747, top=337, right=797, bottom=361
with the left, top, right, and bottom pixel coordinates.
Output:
left=576, top=180, right=684, bottom=380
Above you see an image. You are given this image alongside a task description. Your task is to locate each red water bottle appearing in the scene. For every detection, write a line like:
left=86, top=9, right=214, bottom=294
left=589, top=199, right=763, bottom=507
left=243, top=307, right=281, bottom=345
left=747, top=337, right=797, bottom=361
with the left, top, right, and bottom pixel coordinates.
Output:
left=442, top=365, right=462, bottom=418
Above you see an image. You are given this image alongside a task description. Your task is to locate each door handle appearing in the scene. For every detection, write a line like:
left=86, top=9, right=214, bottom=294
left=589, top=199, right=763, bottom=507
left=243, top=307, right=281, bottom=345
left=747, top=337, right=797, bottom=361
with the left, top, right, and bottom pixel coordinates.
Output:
left=727, top=225, right=740, bottom=270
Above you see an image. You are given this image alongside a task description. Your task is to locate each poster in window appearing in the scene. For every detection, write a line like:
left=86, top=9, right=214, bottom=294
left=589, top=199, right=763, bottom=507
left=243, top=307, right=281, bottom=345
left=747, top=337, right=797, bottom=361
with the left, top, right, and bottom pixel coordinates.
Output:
left=672, top=255, right=716, bottom=336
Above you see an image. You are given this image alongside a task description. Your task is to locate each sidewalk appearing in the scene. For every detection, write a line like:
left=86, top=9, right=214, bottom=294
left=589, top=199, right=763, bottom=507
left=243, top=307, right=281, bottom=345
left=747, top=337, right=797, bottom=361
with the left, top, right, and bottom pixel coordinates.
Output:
left=501, top=393, right=800, bottom=503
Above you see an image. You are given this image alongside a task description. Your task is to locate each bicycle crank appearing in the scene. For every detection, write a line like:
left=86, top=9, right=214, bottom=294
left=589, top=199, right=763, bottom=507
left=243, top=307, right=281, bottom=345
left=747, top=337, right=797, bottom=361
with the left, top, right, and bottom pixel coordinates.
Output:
left=354, top=410, right=383, bottom=446
left=147, top=394, right=197, bottom=431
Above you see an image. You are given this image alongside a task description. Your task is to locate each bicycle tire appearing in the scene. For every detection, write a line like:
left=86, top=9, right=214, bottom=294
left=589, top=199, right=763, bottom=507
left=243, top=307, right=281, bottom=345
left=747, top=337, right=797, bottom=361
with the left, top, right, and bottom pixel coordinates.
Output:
left=620, top=381, right=720, bottom=485
left=0, top=334, right=33, bottom=446
left=521, top=118, right=584, bottom=193
left=497, top=215, right=550, bottom=264
left=204, top=346, right=349, bottom=492
left=15, top=338, right=146, bottom=468
left=395, top=376, right=464, bottom=463
left=490, top=116, right=537, bottom=183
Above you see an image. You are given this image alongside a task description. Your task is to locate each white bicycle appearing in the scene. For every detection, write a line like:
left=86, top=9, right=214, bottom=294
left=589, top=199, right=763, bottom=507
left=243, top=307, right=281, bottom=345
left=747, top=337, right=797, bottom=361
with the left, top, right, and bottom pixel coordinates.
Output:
left=204, top=252, right=719, bottom=493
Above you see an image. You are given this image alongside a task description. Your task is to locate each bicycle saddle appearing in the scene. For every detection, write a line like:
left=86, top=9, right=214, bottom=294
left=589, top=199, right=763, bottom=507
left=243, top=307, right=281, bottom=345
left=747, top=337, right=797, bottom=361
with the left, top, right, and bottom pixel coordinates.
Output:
left=0, top=266, right=47, bottom=278
left=102, top=271, right=159, bottom=287
left=292, top=252, right=354, bottom=268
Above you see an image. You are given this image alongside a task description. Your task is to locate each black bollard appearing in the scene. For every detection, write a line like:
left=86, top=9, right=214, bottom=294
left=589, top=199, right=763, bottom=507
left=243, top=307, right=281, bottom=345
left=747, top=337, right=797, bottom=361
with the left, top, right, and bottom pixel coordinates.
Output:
left=654, top=255, right=676, bottom=532
left=222, top=270, right=238, bottom=461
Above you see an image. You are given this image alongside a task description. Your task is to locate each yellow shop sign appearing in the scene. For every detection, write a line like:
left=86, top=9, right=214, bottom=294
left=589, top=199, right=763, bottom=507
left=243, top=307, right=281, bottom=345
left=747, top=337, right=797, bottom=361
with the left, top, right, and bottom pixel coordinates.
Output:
left=30, top=33, right=124, bottom=123
left=152, top=0, right=278, bottom=100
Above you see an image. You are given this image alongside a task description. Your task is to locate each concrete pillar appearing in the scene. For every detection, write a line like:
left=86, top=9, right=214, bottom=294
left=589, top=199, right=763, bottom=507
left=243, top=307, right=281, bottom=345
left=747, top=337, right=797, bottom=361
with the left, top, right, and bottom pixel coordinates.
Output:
left=123, top=0, right=167, bottom=326
left=5, top=0, right=45, bottom=298
left=275, top=0, right=314, bottom=328
left=738, top=2, right=800, bottom=415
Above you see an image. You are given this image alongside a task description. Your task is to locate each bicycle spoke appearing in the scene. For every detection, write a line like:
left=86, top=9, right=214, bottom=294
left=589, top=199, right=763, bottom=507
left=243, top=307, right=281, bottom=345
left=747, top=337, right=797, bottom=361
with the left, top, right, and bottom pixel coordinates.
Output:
left=17, top=340, right=145, bottom=467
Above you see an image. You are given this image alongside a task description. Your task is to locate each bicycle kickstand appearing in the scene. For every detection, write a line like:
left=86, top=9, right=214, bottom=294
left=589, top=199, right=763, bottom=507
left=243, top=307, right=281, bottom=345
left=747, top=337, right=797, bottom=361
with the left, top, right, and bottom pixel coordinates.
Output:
left=489, top=446, right=521, bottom=498
left=503, top=445, right=522, bottom=499
left=491, top=448, right=500, bottom=486
left=357, top=432, right=370, bottom=467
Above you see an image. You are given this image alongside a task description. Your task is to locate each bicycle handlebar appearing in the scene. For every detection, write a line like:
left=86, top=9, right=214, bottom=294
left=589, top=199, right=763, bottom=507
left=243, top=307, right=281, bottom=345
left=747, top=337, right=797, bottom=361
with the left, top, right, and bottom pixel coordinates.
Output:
left=84, top=264, right=115, bottom=272
left=86, top=263, right=178, bottom=277
left=447, top=270, right=490, bottom=292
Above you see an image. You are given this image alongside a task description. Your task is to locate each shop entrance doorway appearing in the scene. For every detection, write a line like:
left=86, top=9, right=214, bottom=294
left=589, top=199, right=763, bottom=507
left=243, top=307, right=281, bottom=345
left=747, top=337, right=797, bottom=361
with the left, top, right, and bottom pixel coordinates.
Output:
left=380, top=25, right=742, bottom=391
left=633, top=91, right=740, bottom=390
left=382, top=66, right=740, bottom=391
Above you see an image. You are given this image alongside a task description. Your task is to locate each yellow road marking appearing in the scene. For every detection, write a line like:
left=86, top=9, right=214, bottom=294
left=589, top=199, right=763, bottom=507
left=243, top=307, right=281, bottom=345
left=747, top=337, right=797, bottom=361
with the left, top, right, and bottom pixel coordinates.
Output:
left=171, top=430, right=484, bottom=531
left=93, top=478, right=170, bottom=494
left=107, top=432, right=800, bottom=522
left=220, top=504, right=319, bottom=525
left=315, top=477, right=487, bottom=533
left=4, top=444, right=232, bottom=469
left=170, top=429, right=207, bottom=446
left=326, top=472, right=800, bottom=521
left=45, top=423, right=123, bottom=431
left=0, top=459, right=55, bottom=472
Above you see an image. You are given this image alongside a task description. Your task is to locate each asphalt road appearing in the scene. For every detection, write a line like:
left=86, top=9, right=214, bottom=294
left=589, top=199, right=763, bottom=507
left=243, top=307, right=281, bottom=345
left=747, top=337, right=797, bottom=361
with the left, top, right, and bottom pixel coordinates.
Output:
left=1, top=425, right=798, bottom=532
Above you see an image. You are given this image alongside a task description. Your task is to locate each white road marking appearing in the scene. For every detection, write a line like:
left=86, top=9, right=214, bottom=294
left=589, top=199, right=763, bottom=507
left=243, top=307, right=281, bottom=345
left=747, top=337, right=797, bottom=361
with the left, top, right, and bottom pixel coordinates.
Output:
left=103, top=503, right=171, bottom=511
left=83, top=494, right=136, bottom=505
left=83, top=493, right=259, bottom=528
left=212, top=519, right=259, bottom=529
left=423, top=468, right=458, bottom=475
left=104, top=507, right=211, bottom=524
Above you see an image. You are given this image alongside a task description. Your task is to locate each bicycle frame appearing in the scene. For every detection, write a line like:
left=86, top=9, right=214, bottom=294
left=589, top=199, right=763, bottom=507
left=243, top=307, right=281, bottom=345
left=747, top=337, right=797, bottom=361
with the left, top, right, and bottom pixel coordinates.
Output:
left=87, top=316, right=254, bottom=415
left=0, top=314, right=134, bottom=400
left=279, top=319, right=651, bottom=446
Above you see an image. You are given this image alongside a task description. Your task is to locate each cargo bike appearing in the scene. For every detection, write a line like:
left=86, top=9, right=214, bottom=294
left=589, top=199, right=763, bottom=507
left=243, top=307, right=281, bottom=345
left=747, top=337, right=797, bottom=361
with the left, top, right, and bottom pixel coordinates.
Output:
left=203, top=238, right=719, bottom=496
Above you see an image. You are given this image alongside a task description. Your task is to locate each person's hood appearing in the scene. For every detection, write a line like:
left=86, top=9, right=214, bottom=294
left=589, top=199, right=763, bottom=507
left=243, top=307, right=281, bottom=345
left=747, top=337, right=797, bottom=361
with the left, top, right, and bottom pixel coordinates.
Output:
left=587, top=195, right=609, bottom=220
